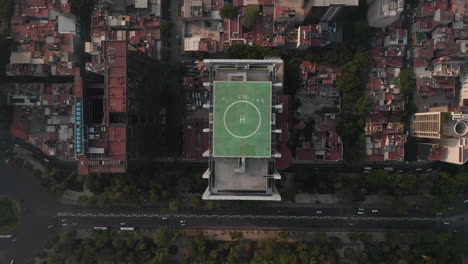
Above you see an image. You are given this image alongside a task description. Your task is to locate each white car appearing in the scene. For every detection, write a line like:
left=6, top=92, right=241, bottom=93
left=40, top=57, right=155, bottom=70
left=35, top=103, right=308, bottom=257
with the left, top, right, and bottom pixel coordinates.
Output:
left=162, top=217, right=168, bottom=220
left=120, top=222, right=126, bottom=226
left=463, top=200, right=468, bottom=203
left=316, top=210, right=322, bottom=214
left=358, top=208, right=364, bottom=211
left=371, top=209, right=378, bottom=213
left=443, top=222, right=450, bottom=225
left=357, top=211, right=364, bottom=215
left=179, top=220, right=186, bottom=224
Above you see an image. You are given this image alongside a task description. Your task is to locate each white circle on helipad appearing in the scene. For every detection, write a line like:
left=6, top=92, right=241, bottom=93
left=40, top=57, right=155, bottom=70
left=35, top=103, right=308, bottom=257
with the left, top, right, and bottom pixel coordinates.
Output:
left=223, top=100, right=262, bottom=139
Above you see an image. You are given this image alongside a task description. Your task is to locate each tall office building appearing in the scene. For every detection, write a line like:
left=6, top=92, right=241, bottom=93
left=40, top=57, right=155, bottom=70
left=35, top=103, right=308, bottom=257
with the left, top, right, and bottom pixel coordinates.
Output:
left=202, top=59, right=284, bottom=201
left=410, top=109, right=468, bottom=165
left=303, top=0, right=359, bottom=23
left=367, top=0, right=404, bottom=28
left=77, top=41, right=160, bottom=174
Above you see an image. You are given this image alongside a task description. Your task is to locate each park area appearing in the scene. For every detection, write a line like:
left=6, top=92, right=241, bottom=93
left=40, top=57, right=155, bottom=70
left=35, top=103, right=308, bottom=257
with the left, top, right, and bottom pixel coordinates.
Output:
left=0, top=195, right=19, bottom=232
left=213, top=81, right=272, bottom=157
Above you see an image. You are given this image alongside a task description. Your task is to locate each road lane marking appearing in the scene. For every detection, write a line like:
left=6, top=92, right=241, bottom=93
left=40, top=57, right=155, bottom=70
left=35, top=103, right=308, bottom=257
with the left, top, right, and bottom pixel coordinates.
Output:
left=57, top=212, right=451, bottom=222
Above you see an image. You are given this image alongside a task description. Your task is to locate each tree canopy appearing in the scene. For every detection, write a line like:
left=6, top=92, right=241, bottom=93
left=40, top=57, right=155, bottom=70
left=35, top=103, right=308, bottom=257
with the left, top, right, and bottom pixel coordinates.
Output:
left=243, top=7, right=259, bottom=29
left=399, top=69, right=416, bottom=96
left=219, top=4, right=238, bottom=18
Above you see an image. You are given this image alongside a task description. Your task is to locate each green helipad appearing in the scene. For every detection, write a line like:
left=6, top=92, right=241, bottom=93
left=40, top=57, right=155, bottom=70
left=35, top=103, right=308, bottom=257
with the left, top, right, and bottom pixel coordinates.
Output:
left=213, top=81, right=272, bottom=157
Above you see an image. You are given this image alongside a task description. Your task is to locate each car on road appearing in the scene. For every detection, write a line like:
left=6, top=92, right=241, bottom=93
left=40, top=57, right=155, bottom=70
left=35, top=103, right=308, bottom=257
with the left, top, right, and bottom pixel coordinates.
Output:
left=162, top=217, right=168, bottom=220
left=463, top=199, right=468, bottom=203
left=44, top=158, right=49, bottom=163
left=62, top=223, right=68, bottom=227
left=180, top=220, right=186, bottom=224
left=60, top=219, right=66, bottom=222
left=357, top=211, right=364, bottom=215
left=358, top=208, right=364, bottom=211
left=371, top=209, right=378, bottom=213
left=120, top=222, right=126, bottom=226
left=120, top=227, right=135, bottom=231
left=48, top=225, right=54, bottom=229
left=443, top=222, right=450, bottom=225
left=436, top=212, right=443, bottom=215
left=316, top=210, right=322, bottom=214
left=9, top=260, right=14, bottom=264
left=384, top=167, right=394, bottom=172
left=416, top=168, right=423, bottom=172
left=363, top=167, right=372, bottom=171
left=426, top=168, right=432, bottom=172
left=94, top=227, right=108, bottom=230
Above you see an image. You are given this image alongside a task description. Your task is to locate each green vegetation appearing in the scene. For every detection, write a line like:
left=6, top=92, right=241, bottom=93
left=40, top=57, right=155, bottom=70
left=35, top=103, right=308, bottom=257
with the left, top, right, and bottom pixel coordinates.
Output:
left=305, top=42, right=353, bottom=66
left=295, top=168, right=468, bottom=212
left=79, top=165, right=205, bottom=206
left=347, top=231, right=468, bottom=264
left=182, top=231, right=341, bottom=264
left=243, top=7, right=259, bottom=29
left=336, top=50, right=372, bottom=164
left=441, top=112, right=452, bottom=124
left=0, top=196, right=19, bottom=232
left=39, top=166, right=82, bottom=197
left=399, top=69, right=416, bottom=96
left=431, top=170, right=468, bottom=211
left=219, top=4, right=238, bottom=18
left=40, top=228, right=181, bottom=264
left=39, top=230, right=467, bottom=264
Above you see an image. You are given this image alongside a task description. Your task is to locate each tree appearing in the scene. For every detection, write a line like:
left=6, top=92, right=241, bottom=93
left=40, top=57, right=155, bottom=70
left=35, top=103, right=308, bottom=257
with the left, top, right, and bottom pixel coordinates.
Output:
left=229, top=231, right=244, bottom=240
left=356, top=96, right=373, bottom=116
left=191, top=195, right=202, bottom=209
left=353, top=49, right=372, bottom=68
left=168, top=199, right=181, bottom=212
left=153, top=227, right=172, bottom=246
left=243, top=7, right=259, bottom=29
left=219, top=4, right=238, bottom=18
left=399, top=69, right=416, bottom=96
left=152, top=248, right=168, bottom=264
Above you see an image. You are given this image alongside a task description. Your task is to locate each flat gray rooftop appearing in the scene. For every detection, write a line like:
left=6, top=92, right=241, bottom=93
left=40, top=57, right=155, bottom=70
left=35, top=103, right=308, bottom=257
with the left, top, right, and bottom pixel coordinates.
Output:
left=214, top=158, right=268, bottom=192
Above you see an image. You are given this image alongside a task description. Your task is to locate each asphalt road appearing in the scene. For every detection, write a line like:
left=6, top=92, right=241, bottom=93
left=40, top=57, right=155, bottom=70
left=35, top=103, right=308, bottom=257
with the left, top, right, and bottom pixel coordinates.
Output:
left=1, top=166, right=467, bottom=263
left=0, top=168, right=61, bottom=264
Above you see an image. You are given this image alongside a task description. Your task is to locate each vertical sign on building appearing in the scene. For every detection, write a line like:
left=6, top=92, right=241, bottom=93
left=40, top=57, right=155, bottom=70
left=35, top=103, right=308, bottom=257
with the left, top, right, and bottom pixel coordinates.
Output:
left=75, top=101, right=82, bottom=154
